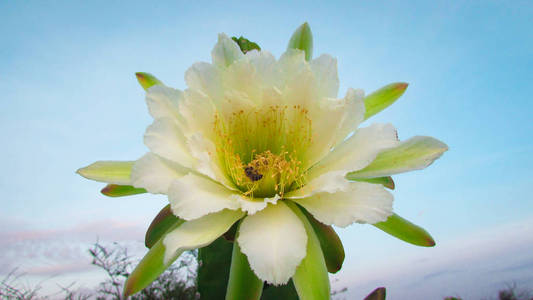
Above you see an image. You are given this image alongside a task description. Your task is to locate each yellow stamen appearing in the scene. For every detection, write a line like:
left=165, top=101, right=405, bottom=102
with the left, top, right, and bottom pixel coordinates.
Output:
left=213, top=104, right=311, bottom=198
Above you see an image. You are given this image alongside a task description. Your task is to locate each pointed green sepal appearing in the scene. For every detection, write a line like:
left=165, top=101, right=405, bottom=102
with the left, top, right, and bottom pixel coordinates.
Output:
left=231, top=36, right=261, bottom=54
left=363, top=82, right=408, bottom=120
left=287, top=201, right=331, bottom=300
left=123, top=223, right=182, bottom=298
left=101, top=184, right=147, bottom=197
left=364, top=287, right=386, bottom=300
left=145, top=204, right=184, bottom=248
left=300, top=207, right=345, bottom=273
left=347, top=136, right=448, bottom=179
left=225, top=222, right=264, bottom=300
left=76, top=161, right=134, bottom=185
left=288, top=22, right=313, bottom=61
left=346, top=176, right=395, bottom=190
left=373, top=214, right=435, bottom=247
left=135, top=72, right=163, bottom=91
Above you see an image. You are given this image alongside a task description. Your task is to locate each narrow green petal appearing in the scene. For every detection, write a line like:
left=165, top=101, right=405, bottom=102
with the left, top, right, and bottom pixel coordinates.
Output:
left=225, top=224, right=264, bottom=300
left=135, top=72, right=163, bottom=91
left=364, top=287, right=386, bottom=300
left=145, top=204, right=184, bottom=248
left=123, top=223, right=182, bottom=298
left=287, top=22, right=313, bottom=61
left=346, top=176, right=395, bottom=190
left=373, top=214, right=435, bottom=247
left=100, top=184, right=147, bottom=197
left=300, top=207, right=345, bottom=274
left=76, top=161, right=133, bottom=185
left=287, top=201, right=330, bottom=300
left=363, top=82, right=408, bottom=120
left=347, top=136, right=448, bottom=179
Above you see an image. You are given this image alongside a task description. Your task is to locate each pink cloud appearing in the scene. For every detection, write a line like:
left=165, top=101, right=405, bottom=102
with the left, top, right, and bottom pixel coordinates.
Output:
left=0, top=219, right=147, bottom=276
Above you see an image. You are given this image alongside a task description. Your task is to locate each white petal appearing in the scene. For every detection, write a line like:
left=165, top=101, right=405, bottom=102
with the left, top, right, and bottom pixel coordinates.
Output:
left=235, top=194, right=280, bottom=215
left=310, top=54, right=339, bottom=98
left=278, top=49, right=307, bottom=85
left=168, top=173, right=240, bottom=221
left=131, top=153, right=188, bottom=194
left=211, top=33, right=244, bottom=68
left=292, top=182, right=394, bottom=227
left=285, top=171, right=349, bottom=199
left=246, top=50, right=278, bottom=87
left=333, top=88, right=365, bottom=146
left=144, top=118, right=194, bottom=168
left=308, top=123, right=399, bottom=180
left=186, top=133, right=238, bottom=190
left=303, top=96, right=350, bottom=167
left=163, top=209, right=244, bottom=264
left=237, top=202, right=307, bottom=285
left=185, top=62, right=222, bottom=101
left=145, top=85, right=185, bottom=124
left=348, top=136, right=449, bottom=178
left=179, top=89, right=216, bottom=138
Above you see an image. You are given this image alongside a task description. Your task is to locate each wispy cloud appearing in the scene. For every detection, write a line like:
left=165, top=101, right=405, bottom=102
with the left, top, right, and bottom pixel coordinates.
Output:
left=0, top=219, right=146, bottom=276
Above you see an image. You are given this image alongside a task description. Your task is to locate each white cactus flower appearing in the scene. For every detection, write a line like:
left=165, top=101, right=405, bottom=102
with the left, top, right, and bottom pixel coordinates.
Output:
left=78, top=23, right=447, bottom=298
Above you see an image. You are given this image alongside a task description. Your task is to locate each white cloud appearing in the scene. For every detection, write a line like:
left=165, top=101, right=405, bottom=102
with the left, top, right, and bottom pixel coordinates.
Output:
left=333, top=218, right=533, bottom=299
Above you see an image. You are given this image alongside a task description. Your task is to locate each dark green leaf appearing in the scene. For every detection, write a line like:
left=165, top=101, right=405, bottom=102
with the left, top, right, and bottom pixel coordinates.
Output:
left=261, top=280, right=299, bottom=300
left=373, top=214, right=435, bottom=247
left=101, top=184, right=147, bottom=197
left=231, top=36, right=261, bottom=54
left=364, top=287, right=386, bottom=300
left=197, top=237, right=233, bottom=300
left=145, top=204, right=184, bottom=248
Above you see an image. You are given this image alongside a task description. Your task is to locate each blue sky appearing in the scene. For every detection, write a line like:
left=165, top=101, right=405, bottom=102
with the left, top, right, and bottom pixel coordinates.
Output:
left=1, top=0, right=532, bottom=298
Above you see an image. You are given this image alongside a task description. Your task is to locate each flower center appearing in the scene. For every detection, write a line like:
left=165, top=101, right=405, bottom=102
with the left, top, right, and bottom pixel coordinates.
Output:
left=213, top=104, right=312, bottom=198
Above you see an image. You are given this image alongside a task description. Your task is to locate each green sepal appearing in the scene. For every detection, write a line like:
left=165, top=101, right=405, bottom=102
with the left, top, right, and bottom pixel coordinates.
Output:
left=373, top=214, right=435, bottom=247
left=135, top=72, right=163, bottom=91
left=145, top=204, right=184, bottom=249
left=225, top=221, right=264, bottom=300
left=123, top=223, right=182, bottom=298
left=300, top=207, right=345, bottom=274
left=197, top=237, right=233, bottom=299
left=346, top=176, right=395, bottom=190
left=101, top=184, right=147, bottom=197
left=232, top=36, right=261, bottom=54
left=364, top=287, right=386, bottom=300
left=347, top=136, right=448, bottom=179
left=286, top=201, right=331, bottom=300
left=363, top=82, right=408, bottom=120
left=76, top=161, right=134, bottom=185
left=287, top=22, right=313, bottom=61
